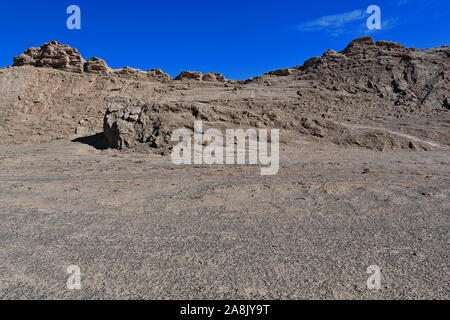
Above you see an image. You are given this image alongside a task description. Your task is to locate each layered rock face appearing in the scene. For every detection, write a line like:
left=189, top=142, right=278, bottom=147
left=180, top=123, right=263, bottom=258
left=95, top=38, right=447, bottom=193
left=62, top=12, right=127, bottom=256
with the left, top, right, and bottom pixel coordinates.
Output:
left=12, top=41, right=171, bottom=81
left=13, top=41, right=86, bottom=73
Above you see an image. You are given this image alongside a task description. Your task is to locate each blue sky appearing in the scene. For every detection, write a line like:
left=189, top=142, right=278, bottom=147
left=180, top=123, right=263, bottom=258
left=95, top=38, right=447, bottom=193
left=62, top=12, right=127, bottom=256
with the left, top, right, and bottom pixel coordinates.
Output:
left=1, top=0, right=448, bottom=79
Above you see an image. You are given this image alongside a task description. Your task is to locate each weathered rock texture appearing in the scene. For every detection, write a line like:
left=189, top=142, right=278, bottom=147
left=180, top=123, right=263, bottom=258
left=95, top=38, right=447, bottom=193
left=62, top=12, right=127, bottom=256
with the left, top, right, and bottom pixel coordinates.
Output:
left=12, top=41, right=172, bottom=81
left=103, top=37, right=450, bottom=152
left=84, top=57, right=111, bottom=74
left=1, top=37, right=449, bottom=151
left=13, top=41, right=85, bottom=73
left=174, top=71, right=226, bottom=82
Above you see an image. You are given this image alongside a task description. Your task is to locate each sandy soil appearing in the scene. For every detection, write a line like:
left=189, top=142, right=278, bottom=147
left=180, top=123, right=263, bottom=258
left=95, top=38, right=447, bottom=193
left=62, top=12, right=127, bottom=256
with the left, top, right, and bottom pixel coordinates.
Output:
left=0, top=140, right=448, bottom=299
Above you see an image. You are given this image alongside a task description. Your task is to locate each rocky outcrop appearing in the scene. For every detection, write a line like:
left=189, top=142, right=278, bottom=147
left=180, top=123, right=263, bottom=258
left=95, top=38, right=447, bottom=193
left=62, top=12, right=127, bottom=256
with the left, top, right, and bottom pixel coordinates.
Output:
left=102, top=37, right=449, bottom=152
left=303, top=57, right=323, bottom=68
left=13, top=41, right=85, bottom=73
left=2, top=38, right=449, bottom=149
left=202, top=72, right=225, bottom=82
left=103, top=97, right=443, bottom=153
left=259, top=37, right=449, bottom=111
left=267, top=68, right=296, bottom=76
left=175, top=71, right=225, bottom=82
left=103, top=98, right=293, bottom=151
left=175, top=71, right=203, bottom=81
left=104, top=100, right=197, bottom=151
left=84, top=57, right=111, bottom=74
left=112, top=67, right=171, bottom=82
left=341, top=37, right=407, bottom=57
left=147, top=69, right=172, bottom=82
left=12, top=41, right=171, bottom=82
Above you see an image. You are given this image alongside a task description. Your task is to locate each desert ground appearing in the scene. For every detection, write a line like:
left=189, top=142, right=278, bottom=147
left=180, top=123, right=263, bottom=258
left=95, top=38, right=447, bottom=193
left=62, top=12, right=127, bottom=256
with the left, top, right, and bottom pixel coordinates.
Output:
left=0, top=38, right=449, bottom=299
left=0, top=138, right=448, bottom=299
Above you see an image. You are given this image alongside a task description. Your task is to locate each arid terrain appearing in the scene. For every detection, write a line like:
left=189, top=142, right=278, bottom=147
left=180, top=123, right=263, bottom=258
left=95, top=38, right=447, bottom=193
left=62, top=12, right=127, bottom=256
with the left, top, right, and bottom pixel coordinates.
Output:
left=0, top=38, right=449, bottom=299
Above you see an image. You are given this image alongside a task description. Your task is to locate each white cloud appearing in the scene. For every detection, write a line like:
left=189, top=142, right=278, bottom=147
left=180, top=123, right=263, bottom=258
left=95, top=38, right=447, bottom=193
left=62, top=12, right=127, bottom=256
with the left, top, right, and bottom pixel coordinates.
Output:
left=298, top=10, right=366, bottom=31
left=297, top=8, right=400, bottom=37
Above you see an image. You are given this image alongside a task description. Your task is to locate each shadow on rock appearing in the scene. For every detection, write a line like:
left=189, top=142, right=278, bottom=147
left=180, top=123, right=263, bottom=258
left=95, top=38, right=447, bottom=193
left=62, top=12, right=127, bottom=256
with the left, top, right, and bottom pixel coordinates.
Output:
left=72, top=133, right=109, bottom=150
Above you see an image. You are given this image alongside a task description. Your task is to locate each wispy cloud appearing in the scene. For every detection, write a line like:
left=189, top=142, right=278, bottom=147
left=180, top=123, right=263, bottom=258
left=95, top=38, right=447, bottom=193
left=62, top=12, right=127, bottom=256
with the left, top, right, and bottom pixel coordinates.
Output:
left=297, top=10, right=366, bottom=32
left=297, top=8, right=400, bottom=37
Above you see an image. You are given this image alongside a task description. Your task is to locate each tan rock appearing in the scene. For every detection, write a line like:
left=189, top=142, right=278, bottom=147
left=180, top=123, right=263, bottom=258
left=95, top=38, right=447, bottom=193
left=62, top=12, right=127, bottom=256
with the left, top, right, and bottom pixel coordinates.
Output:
left=84, top=57, right=111, bottom=74
left=13, top=41, right=85, bottom=73
left=202, top=72, right=225, bottom=82
left=174, top=71, right=203, bottom=81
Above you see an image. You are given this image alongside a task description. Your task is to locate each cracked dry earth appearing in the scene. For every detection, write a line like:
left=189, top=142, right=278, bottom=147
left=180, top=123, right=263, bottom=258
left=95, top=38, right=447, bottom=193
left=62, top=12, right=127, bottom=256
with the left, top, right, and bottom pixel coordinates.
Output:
left=0, top=140, right=448, bottom=299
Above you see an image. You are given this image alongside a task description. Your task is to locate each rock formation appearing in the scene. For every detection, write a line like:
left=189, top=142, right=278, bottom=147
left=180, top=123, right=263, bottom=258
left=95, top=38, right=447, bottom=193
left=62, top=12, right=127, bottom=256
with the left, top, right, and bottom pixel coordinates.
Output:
left=84, top=57, right=111, bottom=74
left=202, top=72, right=225, bottom=82
left=103, top=37, right=449, bottom=151
left=2, top=37, right=449, bottom=151
left=12, top=41, right=171, bottom=81
left=13, top=41, right=85, bottom=73
left=174, top=71, right=226, bottom=82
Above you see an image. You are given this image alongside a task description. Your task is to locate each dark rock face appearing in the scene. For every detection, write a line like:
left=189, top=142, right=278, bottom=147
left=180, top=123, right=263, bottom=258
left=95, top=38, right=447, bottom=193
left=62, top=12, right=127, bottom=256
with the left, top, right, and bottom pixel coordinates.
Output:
left=13, top=41, right=85, bottom=73
left=444, top=97, right=450, bottom=109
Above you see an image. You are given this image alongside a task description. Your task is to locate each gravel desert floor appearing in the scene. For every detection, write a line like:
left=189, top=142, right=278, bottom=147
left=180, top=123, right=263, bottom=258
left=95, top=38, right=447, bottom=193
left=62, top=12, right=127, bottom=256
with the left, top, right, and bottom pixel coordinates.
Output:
left=1, top=0, right=450, bottom=304
left=0, top=37, right=449, bottom=300
left=0, top=140, right=448, bottom=299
